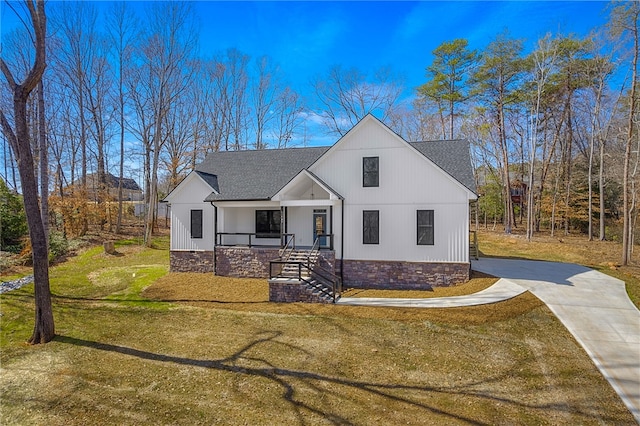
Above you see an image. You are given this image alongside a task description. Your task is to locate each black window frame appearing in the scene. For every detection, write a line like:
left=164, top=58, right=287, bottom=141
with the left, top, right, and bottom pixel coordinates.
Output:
left=255, top=210, right=281, bottom=238
left=363, top=156, right=379, bottom=187
left=363, top=210, right=379, bottom=245
left=417, top=210, right=434, bottom=245
left=190, top=209, right=203, bottom=239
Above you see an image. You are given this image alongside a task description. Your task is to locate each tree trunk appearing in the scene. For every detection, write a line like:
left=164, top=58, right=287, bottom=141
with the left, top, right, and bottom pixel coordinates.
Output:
left=599, top=137, right=606, bottom=240
left=38, top=81, right=49, bottom=248
left=0, top=0, right=53, bottom=344
left=622, top=16, right=638, bottom=265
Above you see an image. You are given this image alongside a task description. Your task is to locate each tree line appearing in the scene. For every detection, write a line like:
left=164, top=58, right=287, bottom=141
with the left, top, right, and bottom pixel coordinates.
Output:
left=1, top=0, right=638, bottom=254
left=404, top=2, right=638, bottom=268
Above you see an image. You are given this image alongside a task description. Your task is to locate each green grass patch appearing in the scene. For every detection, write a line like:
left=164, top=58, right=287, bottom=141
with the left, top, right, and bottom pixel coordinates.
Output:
left=0, top=236, right=171, bottom=351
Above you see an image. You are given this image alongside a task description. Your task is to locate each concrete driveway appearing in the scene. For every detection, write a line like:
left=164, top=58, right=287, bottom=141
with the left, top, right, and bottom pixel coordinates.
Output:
left=472, top=258, right=640, bottom=424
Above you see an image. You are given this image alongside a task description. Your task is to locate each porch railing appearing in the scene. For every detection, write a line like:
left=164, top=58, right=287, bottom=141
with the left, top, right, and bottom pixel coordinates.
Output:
left=269, top=260, right=342, bottom=303
left=314, top=233, right=334, bottom=250
left=216, top=232, right=332, bottom=250
left=216, top=232, right=295, bottom=248
left=469, top=230, right=479, bottom=260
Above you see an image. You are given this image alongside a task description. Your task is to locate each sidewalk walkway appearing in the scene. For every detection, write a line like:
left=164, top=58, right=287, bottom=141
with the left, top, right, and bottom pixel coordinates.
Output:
left=339, top=258, right=640, bottom=423
left=336, top=277, right=525, bottom=307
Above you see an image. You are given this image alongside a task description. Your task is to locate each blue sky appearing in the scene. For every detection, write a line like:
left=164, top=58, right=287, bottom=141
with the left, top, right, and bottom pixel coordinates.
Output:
left=0, top=1, right=614, bottom=184
left=1, top=0, right=611, bottom=102
left=190, top=1, right=611, bottom=101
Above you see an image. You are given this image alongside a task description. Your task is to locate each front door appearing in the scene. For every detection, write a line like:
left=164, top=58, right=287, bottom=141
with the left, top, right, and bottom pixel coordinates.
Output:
left=313, top=210, right=327, bottom=248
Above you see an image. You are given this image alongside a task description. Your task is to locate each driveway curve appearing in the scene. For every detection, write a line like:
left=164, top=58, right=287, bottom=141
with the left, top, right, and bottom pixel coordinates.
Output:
left=472, top=258, right=640, bottom=424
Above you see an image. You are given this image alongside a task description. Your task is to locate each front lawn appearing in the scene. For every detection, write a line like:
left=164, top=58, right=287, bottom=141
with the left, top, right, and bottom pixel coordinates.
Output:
left=0, top=235, right=636, bottom=424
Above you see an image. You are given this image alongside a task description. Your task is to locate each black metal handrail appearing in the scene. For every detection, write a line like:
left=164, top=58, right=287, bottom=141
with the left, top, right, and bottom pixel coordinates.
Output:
left=269, top=255, right=341, bottom=303
left=217, top=232, right=295, bottom=248
left=469, top=230, right=479, bottom=260
left=279, top=234, right=295, bottom=262
left=314, top=233, right=334, bottom=250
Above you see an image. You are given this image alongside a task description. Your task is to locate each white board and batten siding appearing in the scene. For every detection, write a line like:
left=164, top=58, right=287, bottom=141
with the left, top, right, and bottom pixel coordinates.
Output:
left=216, top=202, right=281, bottom=247
left=310, top=116, right=474, bottom=263
left=164, top=172, right=215, bottom=251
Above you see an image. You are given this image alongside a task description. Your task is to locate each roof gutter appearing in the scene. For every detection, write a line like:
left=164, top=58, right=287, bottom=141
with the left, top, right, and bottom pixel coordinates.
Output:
left=211, top=201, right=217, bottom=275
left=340, top=198, right=344, bottom=285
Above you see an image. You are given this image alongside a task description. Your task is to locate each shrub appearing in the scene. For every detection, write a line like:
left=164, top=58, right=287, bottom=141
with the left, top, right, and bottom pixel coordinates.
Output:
left=48, top=231, right=69, bottom=261
left=0, top=179, right=28, bottom=251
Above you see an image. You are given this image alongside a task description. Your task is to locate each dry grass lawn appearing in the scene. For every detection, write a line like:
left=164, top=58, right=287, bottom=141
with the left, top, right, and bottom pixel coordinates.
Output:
left=1, top=231, right=638, bottom=425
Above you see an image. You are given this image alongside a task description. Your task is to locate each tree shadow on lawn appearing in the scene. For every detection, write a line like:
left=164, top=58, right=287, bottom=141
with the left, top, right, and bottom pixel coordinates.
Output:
left=49, top=293, right=268, bottom=305
left=53, top=333, right=612, bottom=425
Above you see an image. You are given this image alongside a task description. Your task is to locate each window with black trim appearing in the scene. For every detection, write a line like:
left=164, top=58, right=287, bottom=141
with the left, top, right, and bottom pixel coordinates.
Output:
left=255, top=210, right=281, bottom=238
left=363, top=156, right=379, bottom=187
left=190, top=209, right=203, bottom=239
left=417, top=210, right=434, bottom=245
left=363, top=210, right=379, bottom=244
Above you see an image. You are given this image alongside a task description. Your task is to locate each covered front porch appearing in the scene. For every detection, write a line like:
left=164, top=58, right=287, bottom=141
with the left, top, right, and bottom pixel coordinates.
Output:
left=213, top=169, right=343, bottom=253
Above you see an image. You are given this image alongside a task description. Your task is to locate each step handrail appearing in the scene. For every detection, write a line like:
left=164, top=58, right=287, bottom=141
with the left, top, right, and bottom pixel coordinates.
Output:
left=268, top=258, right=341, bottom=302
left=279, top=234, right=296, bottom=262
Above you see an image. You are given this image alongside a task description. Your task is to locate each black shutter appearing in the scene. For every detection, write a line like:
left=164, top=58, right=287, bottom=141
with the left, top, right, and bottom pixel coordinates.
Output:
left=191, top=209, right=203, bottom=239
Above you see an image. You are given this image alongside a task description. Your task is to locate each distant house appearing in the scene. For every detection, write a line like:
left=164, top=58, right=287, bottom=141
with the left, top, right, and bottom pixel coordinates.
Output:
left=164, top=115, right=477, bottom=302
left=64, top=172, right=143, bottom=202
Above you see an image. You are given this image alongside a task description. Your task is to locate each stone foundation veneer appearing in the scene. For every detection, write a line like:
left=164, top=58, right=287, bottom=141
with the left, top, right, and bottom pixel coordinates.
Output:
left=171, top=249, right=469, bottom=291
left=269, top=279, right=333, bottom=304
left=342, top=260, right=470, bottom=290
left=215, top=247, right=280, bottom=278
left=170, top=250, right=214, bottom=273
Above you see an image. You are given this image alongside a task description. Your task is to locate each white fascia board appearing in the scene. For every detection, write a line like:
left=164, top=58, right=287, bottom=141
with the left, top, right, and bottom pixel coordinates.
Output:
left=272, top=169, right=343, bottom=201
left=279, top=199, right=340, bottom=207
left=310, top=114, right=477, bottom=201
left=213, top=200, right=280, bottom=208
left=163, top=171, right=218, bottom=203
left=306, top=114, right=378, bottom=172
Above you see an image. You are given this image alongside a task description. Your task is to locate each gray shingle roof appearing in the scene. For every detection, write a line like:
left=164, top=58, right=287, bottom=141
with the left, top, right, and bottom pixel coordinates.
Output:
left=198, top=147, right=329, bottom=201
left=195, top=171, right=219, bottom=193
left=409, top=140, right=477, bottom=193
left=196, top=139, right=476, bottom=202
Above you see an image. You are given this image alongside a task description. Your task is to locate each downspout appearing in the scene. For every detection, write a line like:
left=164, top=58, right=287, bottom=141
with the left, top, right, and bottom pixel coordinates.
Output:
left=340, top=198, right=344, bottom=284
left=211, top=202, right=217, bottom=275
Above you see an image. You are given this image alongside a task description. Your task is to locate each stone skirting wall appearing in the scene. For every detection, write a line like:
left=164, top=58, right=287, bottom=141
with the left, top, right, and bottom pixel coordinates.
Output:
left=269, top=280, right=332, bottom=304
left=214, top=247, right=280, bottom=278
left=315, top=251, right=337, bottom=276
left=170, top=250, right=214, bottom=273
left=342, top=260, right=470, bottom=290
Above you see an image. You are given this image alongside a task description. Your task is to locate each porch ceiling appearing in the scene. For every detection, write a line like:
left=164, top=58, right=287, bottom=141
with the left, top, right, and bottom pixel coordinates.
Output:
left=272, top=169, right=343, bottom=203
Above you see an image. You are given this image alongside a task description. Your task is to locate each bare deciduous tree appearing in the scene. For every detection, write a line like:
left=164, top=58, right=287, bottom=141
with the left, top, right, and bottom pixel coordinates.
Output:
left=106, top=1, right=138, bottom=234
left=0, top=0, right=54, bottom=344
left=609, top=1, right=640, bottom=265
left=138, top=1, right=197, bottom=246
left=313, top=65, right=403, bottom=136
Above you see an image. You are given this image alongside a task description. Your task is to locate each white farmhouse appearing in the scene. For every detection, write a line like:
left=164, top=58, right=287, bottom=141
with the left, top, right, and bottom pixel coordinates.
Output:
left=164, top=115, right=477, bottom=302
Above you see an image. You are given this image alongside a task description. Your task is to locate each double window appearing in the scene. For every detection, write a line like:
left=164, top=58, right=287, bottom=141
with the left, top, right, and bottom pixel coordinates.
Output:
left=417, top=210, right=434, bottom=245
left=190, top=209, right=203, bottom=239
left=363, top=156, right=379, bottom=187
left=256, top=210, right=281, bottom=238
left=363, top=210, right=379, bottom=244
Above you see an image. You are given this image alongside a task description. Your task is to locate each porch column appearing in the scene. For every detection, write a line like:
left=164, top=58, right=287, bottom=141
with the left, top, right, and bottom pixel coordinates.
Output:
left=329, top=205, right=334, bottom=250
